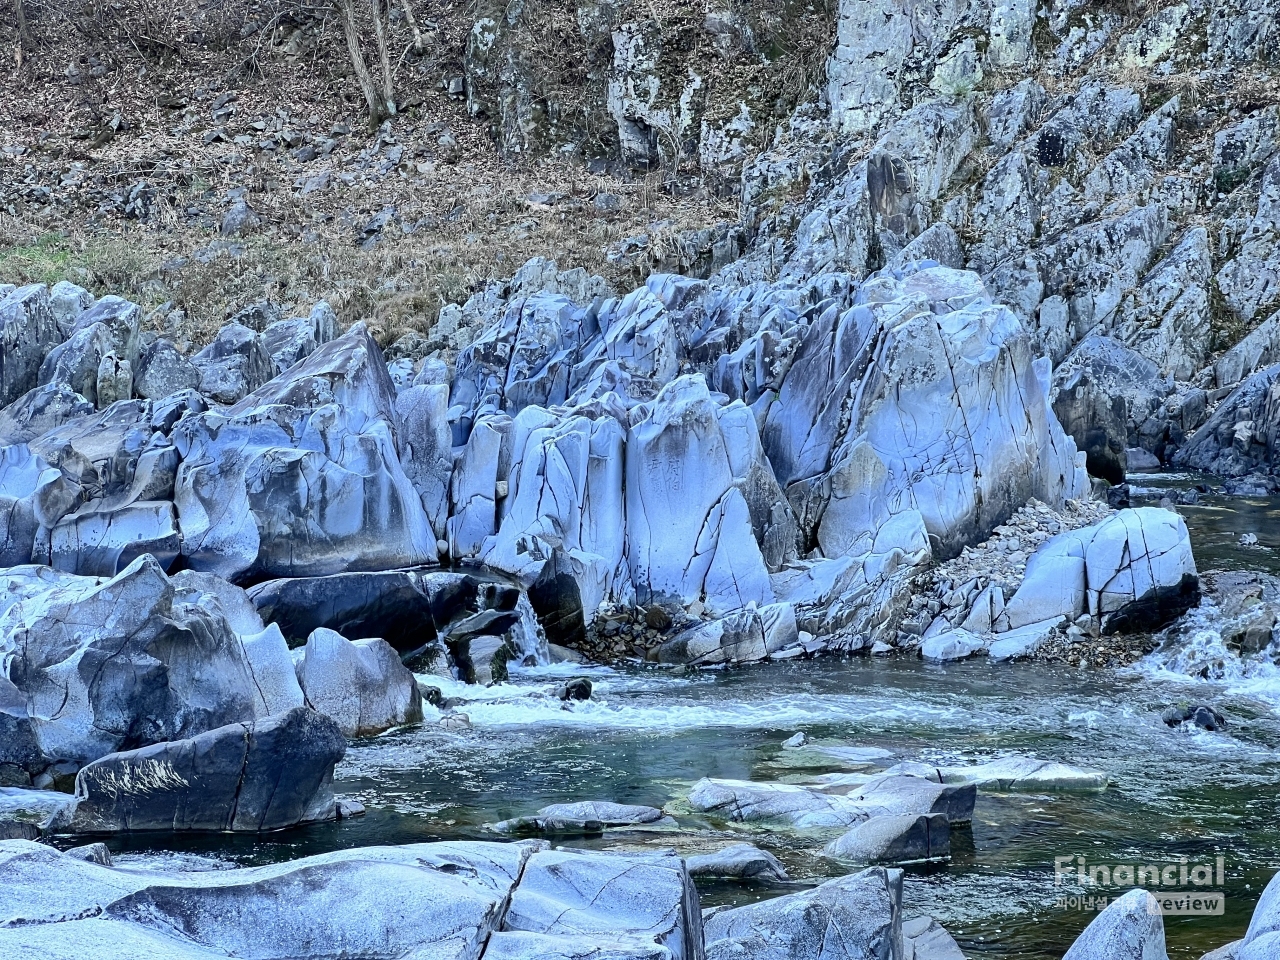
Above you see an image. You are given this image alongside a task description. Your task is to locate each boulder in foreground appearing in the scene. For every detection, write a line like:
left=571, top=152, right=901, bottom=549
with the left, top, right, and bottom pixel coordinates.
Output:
left=46, top=707, right=345, bottom=833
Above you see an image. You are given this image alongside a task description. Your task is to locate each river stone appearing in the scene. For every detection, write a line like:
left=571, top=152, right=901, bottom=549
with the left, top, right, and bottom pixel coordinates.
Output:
left=46, top=707, right=345, bottom=833
left=657, top=602, right=798, bottom=666
left=939, top=756, right=1109, bottom=791
left=687, top=843, right=790, bottom=882
left=824, top=813, right=950, bottom=863
left=844, top=774, right=976, bottom=824
left=921, top=629, right=986, bottom=662
left=997, top=508, right=1198, bottom=636
left=902, top=917, right=966, bottom=960
left=484, top=931, right=674, bottom=960
left=493, top=801, right=670, bottom=836
left=0, top=555, right=260, bottom=765
left=986, top=617, right=1064, bottom=662
left=689, top=778, right=870, bottom=828
left=1232, top=868, right=1280, bottom=960
left=0, top=837, right=544, bottom=958
left=1062, top=888, right=1167, bottom=960
left=705, top=866, right=903, bottom=960
left=501, top=848, right=704, bottom=960
left=296, top=628, right=424, bottom=737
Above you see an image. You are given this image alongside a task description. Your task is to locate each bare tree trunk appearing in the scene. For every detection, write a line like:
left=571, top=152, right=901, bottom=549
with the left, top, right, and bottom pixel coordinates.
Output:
left=401, top=0, right=427, bottom=53
left=13, top=0, right=31, bottom=59
left=368, top=0, right=396, bottom=114
left=337, top=0, right=388, bottom=125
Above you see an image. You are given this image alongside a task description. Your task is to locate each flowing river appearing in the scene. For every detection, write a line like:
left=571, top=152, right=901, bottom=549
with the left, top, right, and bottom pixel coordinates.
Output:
left=92, top=476, right=1280, bottom=960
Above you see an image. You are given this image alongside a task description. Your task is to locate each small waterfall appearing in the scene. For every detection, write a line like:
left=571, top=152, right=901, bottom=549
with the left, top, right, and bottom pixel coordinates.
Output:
left=1135, top=600, right=1280, bottom=707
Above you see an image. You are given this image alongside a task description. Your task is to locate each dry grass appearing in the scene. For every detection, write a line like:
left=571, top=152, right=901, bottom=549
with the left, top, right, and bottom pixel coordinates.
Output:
left=0, top=159, right=736, bottom=349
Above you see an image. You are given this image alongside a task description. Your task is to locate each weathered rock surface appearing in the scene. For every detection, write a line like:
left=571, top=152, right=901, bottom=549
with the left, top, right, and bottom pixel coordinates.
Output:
left=295, top=628, right=424, bottom=736
left=1062, top=888, right=1168, bottom=960
left=46, top=707, right=346, bottom=833
left=172, top=323, right=436, bottom=580
left=0, top=838, right=545, bottom=958
left=825, top=813, right=950, bottom=864
left=998, top=508, right=1198, bottom=636
left=704, top=866, right=903, bottom=960
left=686, top=843, right=790, bottom=882
left=0, top=556, right=260, bottom=765
left=501, top=848, right=704, bottom=960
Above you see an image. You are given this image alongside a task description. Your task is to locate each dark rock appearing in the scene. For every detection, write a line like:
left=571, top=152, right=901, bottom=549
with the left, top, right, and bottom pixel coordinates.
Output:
left=249, top=569, right=520, bottom=659
left=645, top=605, right=673, bottom=630
left=1162, top=703, right=1227, bottom=731
left=1101, top=573, right=1201, bottom=636
left=556, top=678, right=592, bottom=702
left=527, top=549, right=588, bottom=648
left=47, top=707, right=345, bottom=833
left=1053, top=365, right=1128, bottom=484
left=0, top=821, right=41, bottom=841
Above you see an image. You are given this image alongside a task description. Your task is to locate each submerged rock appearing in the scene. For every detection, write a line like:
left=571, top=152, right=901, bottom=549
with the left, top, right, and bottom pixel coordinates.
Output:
left=686, top=843, right=790, bottom=882
left=825, top=813, right=950, bottom=864
left=492, top=801, right=670, bottom=836
left=46, top=707, right=345, bottom=833
left=1162, top=704, right=1227, bottom=732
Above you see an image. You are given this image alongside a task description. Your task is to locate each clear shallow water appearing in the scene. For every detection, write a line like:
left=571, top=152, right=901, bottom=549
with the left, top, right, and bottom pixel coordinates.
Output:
left=98, top=657, right=1280, bottom=960
left=84, top=483, right=1280, bottom=959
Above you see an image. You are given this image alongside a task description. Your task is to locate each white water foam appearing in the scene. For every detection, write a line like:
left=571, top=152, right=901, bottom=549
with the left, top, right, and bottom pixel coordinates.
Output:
left=1131, top=600, right=1280, bottom=710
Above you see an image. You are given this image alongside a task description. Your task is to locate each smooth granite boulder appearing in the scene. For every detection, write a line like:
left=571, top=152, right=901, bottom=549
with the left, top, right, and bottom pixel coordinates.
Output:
left=296, top=628, right=424, bottom=736
left=704, top=866, right=903, bottom=960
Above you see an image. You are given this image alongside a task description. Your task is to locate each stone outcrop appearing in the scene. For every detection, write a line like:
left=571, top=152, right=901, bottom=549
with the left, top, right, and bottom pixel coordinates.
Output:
left=173, top=323, right=436, bottom=580
left=0, top=556, right=260, bottom=766
left=46, top=707, right=346, bottom=833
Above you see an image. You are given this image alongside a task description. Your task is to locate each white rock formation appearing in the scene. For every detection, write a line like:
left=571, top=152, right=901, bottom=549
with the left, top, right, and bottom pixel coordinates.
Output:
left=295, top=628, right=423, bottom=736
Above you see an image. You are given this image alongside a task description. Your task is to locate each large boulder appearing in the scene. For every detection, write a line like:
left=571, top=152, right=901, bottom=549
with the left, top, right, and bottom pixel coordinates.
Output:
left=1061, top=888, right=1167, bottom=960
left=0, top=382, right=95, bottom=446
left=190, top=322, right=273, bottom=404
left=0, top=838, right=544, bottom=958
left=46, top=707, right=346, bottom=833
left=38, top=296, right=141, bottom=407
left=133, top=338, right=200, bottom=401
left=656, top=602, right=798, bottom=666
left=172, top=323, right=436, bottom=580
left=704, top=866, right=903, bottom=960
left=500, top=848, right=704, bottom=960
left=824, top=813, right=950, bottom=863
left=248, top=568, right=540, bottom=665
left=296, top=628, right=424, bottom=736
left=1237, top=869, right=1280, bottom=960
left=0, top=444, right=75, bottom=566
left=0, top=556, right=261, bottom=765
left=687, top=843, right=790, bottom=882
left=1176, top=364, right=1280, bottom=476
left=997, top=507, right=1198, bottom=635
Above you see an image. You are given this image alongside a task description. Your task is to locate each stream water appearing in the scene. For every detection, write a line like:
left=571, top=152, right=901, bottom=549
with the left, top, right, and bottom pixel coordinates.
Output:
left=93, top=476, right=1280, bottom=960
